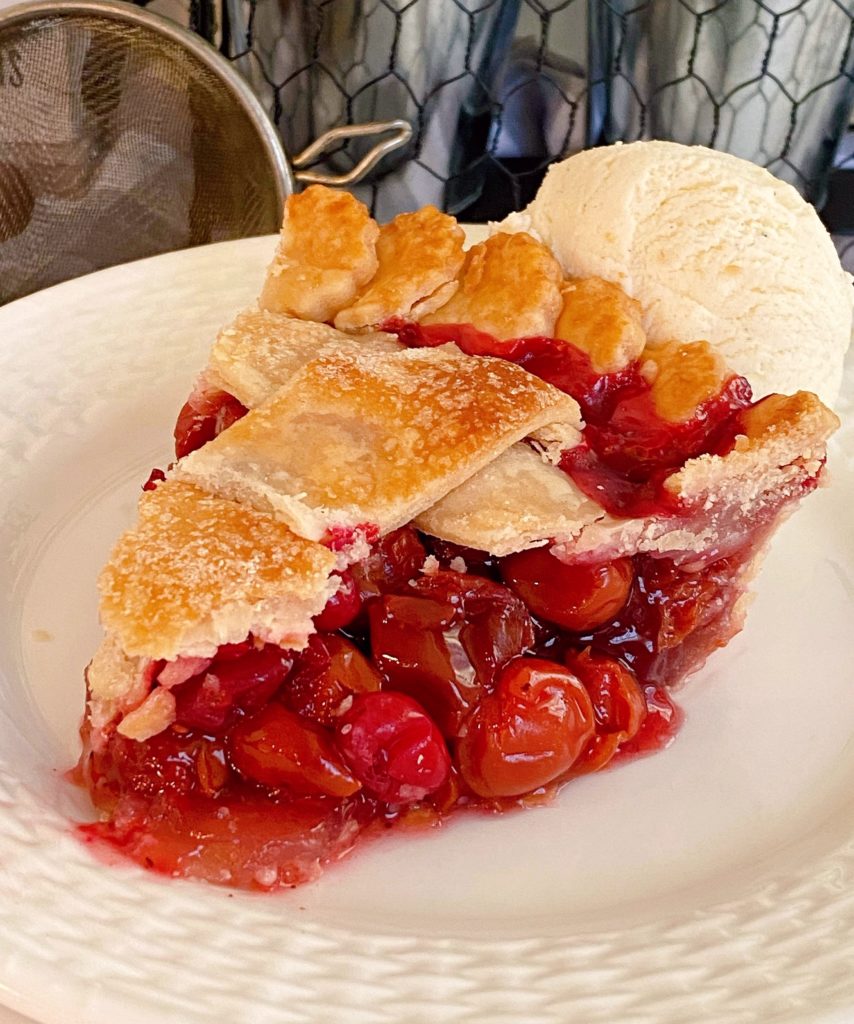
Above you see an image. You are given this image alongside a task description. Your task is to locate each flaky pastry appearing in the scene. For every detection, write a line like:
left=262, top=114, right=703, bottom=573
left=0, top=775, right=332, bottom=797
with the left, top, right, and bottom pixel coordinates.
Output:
left=175, top=344, right=580, bottom=547
left=99, top=479, right=337, bottom=661
left=334, top=207, right=466, bottom=330
left=421, top=232, right=564, bottom=339
left=260, top=185, right=379, bottom=322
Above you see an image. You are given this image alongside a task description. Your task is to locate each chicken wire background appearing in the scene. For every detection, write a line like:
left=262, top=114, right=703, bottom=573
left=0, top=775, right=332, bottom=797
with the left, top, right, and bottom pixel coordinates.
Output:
left=136, top=0, right=854, bottom=233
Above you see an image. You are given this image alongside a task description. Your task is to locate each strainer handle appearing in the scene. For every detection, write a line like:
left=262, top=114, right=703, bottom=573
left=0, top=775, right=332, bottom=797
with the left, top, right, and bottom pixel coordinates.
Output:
left=291, top=119, right=413, bottom=187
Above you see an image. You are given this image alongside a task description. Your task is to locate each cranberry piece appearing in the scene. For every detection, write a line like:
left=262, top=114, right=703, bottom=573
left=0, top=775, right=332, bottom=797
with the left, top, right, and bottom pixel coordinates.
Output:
left=456, top=657, right=595, bottom=799
left=369, top=573, right=534, bottom=737
left=284, top=634, right=382, bottom=726
left=564, top=649, right=647, bottom=774
left=500, top=547, right=633, bottom=632
left=173, top=387, right=247, bottom=459
left=228, top=703, right=360, bottom=797
left=314, top=571, right=363, bottom=632
left=336, top=692, right=450, bottom=804
left=349, top=526, right=426, bottom=601
left=173, top=643, right=293, bottom=732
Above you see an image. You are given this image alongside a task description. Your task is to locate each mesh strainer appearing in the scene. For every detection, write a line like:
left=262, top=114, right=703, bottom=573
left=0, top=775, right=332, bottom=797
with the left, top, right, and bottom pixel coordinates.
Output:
left=0, top=0, right=412, bottom=304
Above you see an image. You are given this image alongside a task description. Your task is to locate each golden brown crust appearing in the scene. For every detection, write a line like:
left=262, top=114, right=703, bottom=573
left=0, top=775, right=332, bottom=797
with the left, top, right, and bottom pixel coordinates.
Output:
left=206, top=307, right=401, bottom=409
left=415, top=443, right=599, bottom=556
left=175, top=344, right=580, bottom=546
left=421, top=232, right=563, bottom=339
left=555, top=277, right=646, bottom=373
left=734, top=390, right=839, bottom=450
left=665, top=389, right=839, bottom=506
left=422, top=390, right=838, bottom=562
left=259, top=186, right=379, bottom=322
left=334, top=207, right=466, bottom=330
left=642, top=340, right=730, bottom=422
left=99, top=480, right=337, bottom=660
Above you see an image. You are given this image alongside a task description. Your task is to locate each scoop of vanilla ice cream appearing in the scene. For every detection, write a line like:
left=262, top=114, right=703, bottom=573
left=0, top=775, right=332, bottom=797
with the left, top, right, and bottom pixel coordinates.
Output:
left=502, top=141, right=853, bottom=407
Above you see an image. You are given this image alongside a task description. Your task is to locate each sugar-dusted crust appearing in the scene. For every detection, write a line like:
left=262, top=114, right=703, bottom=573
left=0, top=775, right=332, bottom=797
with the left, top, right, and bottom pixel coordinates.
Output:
left=85, top=634, right=151, bottom=747
left=206, top=307, right=401, bottom=409
left=555, top=277, right=646, bottom=373
left=415, top=443, right=600, bottom=556
left=665, top=390, right=839, bottom=505
left=259, top=186, right=379, bottom=322
left=421, top=232, right=563, bottom=339
left=642, top=340, right=731, bottom=423
left=334, top=207, right=466, bottom=330
left=175, top=344, right=580, bottom=546
left=99, top=480, right=337, bottom=661
left=421, top=389, right=839, bottom=563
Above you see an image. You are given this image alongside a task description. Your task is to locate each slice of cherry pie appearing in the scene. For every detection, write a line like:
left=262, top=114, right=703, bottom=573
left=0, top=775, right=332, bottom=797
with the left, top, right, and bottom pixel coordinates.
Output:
left=75, top=178, right=841, bottom=890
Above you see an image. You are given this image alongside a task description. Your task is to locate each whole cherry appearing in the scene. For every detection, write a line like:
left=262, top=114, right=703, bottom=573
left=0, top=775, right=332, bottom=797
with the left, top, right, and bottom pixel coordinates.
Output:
left=456, top=657, right=595, bottom=799
left=500, top=547, right=633, bottom=632
left=335, top=692, right=450, bottom=804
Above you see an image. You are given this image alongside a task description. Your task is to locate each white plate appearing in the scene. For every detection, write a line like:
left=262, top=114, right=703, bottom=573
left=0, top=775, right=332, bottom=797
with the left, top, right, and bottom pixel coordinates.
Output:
left=0, top=236, right=853, bottom=1024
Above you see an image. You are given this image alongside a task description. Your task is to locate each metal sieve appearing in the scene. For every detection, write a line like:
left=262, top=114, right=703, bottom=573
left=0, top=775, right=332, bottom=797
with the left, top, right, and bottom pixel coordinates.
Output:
left=0, top=0, right=412, bottom=304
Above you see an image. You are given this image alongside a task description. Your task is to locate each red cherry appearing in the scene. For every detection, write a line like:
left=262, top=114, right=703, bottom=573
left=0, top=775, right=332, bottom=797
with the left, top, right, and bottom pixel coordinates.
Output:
left=314, top=570, right=363, bottom=632
left=228, top=703, right=360, bottom=798
left=369, top=594, right=475, bottom=737
left=335, top=692, right=450, bottom=804
left=369, top=573, right=535, bottom=737
left=284, top=634, right=381, bottom=725
left=564, top=648, right=646, bottom=774
left=408, top=572, right=536, bottom=681
left=500, top=547, right=633, bottom=632
left=348, top=526, right=426, bottom=601
left=142, top=467, right=166, bottom=492
left=456, top=657, right=595, bottom=799
left=173, top=387, right=247, bottom=459
left=173, top=644, right=292, bottom=732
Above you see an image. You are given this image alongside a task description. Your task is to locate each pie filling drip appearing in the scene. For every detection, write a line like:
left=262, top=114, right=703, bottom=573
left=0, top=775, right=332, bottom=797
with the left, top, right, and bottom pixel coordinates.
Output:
left=75, top=320, right=829, bottom=890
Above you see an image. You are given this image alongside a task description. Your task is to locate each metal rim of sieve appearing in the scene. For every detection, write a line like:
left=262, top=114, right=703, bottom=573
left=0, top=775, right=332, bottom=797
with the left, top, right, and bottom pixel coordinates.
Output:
left=0, top=0, right=414, bottom=201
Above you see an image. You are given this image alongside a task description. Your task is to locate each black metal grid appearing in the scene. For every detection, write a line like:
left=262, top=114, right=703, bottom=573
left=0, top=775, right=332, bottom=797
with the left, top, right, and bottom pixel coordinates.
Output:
left=142, top=0, right=854, bottom=230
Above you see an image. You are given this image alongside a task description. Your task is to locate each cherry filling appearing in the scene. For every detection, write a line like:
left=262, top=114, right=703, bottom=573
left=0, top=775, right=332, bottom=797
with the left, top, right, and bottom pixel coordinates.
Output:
left=383, top=319, right=755, bottom=518
left=77, top=522, right=763, bottom=890
left=173, top=386, right=248, bottom=459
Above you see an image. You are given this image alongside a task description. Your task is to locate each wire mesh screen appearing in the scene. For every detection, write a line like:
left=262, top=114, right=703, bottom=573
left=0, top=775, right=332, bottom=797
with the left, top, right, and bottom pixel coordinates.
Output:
left=0, top=5, right=284, bottom=303
left=141, top=0, right=854, bottom=225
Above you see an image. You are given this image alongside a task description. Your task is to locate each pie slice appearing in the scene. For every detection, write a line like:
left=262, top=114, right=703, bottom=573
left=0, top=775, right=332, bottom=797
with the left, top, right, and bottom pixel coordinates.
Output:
left=76, top=177, right=843, bottom=891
